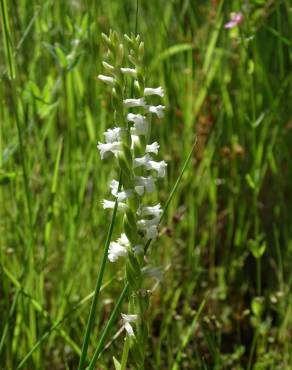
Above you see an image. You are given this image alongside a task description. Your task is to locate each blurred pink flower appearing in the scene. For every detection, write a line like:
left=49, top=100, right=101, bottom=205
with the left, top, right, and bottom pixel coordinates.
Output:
left=224, top=12, right=244, bottom=29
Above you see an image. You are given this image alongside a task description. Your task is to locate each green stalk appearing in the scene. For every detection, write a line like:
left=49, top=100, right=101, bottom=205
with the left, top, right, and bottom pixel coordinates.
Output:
left=86, top=282, right=130, bottom=370
left=120, top=335, right=131, bottom=370
left=77, top=174, right=122, bottom=370
left=0, top=0, right=16, bottom=79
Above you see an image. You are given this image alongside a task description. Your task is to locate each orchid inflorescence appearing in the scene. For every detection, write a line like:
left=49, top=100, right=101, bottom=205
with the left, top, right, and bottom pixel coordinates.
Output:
left=97, top=31, right=166, bottom=366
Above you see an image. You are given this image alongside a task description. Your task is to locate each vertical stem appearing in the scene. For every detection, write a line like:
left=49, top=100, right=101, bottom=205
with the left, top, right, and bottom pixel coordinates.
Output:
left=256, top=258, right=261, bottom=296
left=86, top=283, right=130, bottom=370
left=120, top=335, right=131, bottom=370
left=77, top=174, right=122, bottom=370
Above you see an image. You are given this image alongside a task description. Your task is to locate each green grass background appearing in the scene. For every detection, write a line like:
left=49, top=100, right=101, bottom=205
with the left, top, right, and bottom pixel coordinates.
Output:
left=1, top=0, right=292, bottom=369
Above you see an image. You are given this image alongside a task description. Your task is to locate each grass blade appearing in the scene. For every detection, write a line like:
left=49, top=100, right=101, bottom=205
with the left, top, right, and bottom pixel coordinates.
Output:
left=0, top=0, right=16, bottom=79
left=77, top=172, right=122, bottom=370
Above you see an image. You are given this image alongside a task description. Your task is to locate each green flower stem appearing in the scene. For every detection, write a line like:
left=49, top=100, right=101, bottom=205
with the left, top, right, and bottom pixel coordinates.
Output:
left=120, top=334, right=131, bottom=370
left=86, top=282, right=130, bottom=370
left=77, top=173, right=122, bottom=370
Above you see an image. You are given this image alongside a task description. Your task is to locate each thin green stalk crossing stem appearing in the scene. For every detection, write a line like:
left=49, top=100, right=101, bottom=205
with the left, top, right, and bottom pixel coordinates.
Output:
left=145, top=138, right=197, bottom=255
left=77, top=173, right=122, bottom=370
left=160, top=138, right=197, bottom=222
left=86, top=282, right=130, bottom=370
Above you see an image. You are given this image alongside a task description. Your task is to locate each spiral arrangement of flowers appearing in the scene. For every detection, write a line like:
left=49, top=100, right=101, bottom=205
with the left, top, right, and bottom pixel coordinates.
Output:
left=97, top=31, right=167, bottom=367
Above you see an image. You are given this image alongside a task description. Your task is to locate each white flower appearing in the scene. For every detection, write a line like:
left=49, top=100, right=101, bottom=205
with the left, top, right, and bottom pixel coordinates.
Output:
left=108, top=242, right=127, bottom=262
left=134, top=155, right=167, bottom=177
left=135, top=176, right=156, bottom=195
left=137, top=217, right=160, bottom=228
left=117, top=191, right=133, bottom=202
left=133, top=154, right=152, bottom=169
left=144, top=87, right=164, bottom=97
left=134, top=185, right=144, bottom=196
left=128, top=113, right=149, bottom=136
left=143, top=225, right=159, bottom=239
left=124, top=98, right=146, bottom=108
left=137, top=217, right=160, bottom=240
left=109, top=179, right=119, bottom=195
left=147, top=105, right=165, bottom=118
left=121, top=67, right=137, bottom=77
left=127, top=113, right=147, bottom=123
left=146, top=142, right=160, bottom=154
left=121, top=314, right=138, bottom=337
left=110, top=179, right=133, bottom=201
left=117, top=233, right=130, bottom=247
left=140, top=204, right=162, bottom=218
left=147, top=160, right=167, bottom=177
left=102, top=200, right=128, bottom=211
left=97, top=141, right=122, bottom=159
left=98, top=74, right=115, bottom=86
left=104, top=127, right=122, bottom=143
left=108, top=233, right=130, bottom=262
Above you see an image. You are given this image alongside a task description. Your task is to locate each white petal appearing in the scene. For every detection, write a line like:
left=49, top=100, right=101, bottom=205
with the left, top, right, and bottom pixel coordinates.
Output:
left=146, top=142, right=160, bottom=154
left=124, top=322, right=135, bottom=336
left=117, top=233, right=130, bottom=247
left=144, top=87, right=164, bottom=97
left=134, top=185, right=144, bottom=196
left=110, top=179, right=119, bottom=196
left=137, top=217, right=160, bottom=239
left=98, top=74, right=114, bottom=86
left=133, top=154, right=151, bottom=169
left=137, top=217, right=160, bottom=228
left=121, top=313, right=138, bottom=323
left=104, top=127, right=122, bottom=143
left=147, top=160, right=167, bottom=177
left=116, top=190, right=133, bottom=202
left=124, top=98, right=146, bottom=108
left=121, top=313, right=138, bottom=337
left=147, top=105, right=165, bottom=118
left=121, top=67, right=137, bottom=77
left=97, top=141, right=122, bottom=159
left=102, top=200, right=127, bottom=211
left=135, top=176, right=156, bottom=194
left=140, top=204, right=162, bottom=218
left=145, top=225, right=159, bottom=239
left=108, top=242, right=127, bottom=262
left=128, top=113, right=149, bottom=136
left=109, top=180, right=133, bottom=201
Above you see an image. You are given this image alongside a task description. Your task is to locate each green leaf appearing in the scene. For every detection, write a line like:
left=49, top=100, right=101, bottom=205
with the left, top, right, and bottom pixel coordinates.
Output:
left=113, top=356, right=122, bottom=370
left=0, top=170, right=17, bottom=185
left=150, top=43, right=194, bottom=70
left=245, top=174, right=256, bottom=190
left=248, top=239, right=266, bottom=259
left=251, top=297, right=265, bottom=318
left=55, top=46, right=68, bottom=68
